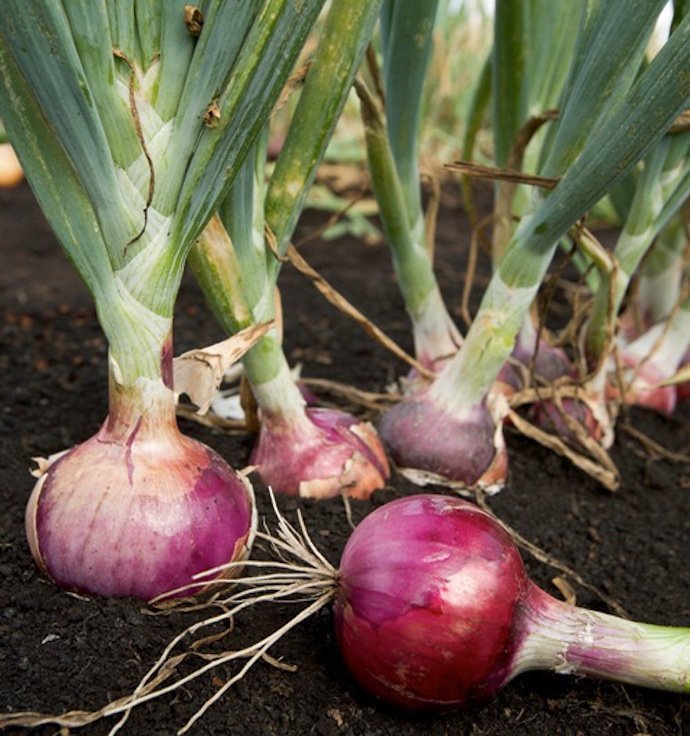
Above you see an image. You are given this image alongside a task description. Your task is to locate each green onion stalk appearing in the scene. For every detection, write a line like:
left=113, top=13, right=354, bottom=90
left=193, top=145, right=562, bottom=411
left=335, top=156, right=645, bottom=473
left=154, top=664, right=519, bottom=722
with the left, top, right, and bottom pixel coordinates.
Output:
left=0, top=0, right=324, bottom=599
left=532, top=133, right=690, bottom=441
left=490, top=0, right=583, bottom=399
left=612, top=211, right=690, bottom=408
left=190, top=0, right=390, bottom=500
left=633, top=214, right=689, bottom=330
left=609, top=284, right=690, bottom=413
left=369, top=1, right=463, bottom=375
left=379, top=2, right=690, bottom=489
left=580, top=132, right=690, bottom=416
left=620, top=213, right=690, bottom=402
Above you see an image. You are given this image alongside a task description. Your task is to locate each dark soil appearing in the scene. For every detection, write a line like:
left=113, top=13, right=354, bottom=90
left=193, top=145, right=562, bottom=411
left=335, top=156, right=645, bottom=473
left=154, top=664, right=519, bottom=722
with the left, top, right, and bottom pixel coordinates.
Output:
left=1, top=180, right=689, bottom=736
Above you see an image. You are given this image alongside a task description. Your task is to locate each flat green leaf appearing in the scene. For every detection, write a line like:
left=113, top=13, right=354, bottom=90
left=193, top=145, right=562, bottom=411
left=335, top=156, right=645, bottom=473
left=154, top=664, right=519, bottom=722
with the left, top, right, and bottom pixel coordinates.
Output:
left=61, top=0, right=141, bottom=169
left=151, top=0, right=196, bottom=121
left=154, top=0, right=262, bottom=214
left=380, top=0, right=438, bottom=225
left=135, top=0, right=162, bottom=69
left=1, top=1, right=138, bottom=266
left=0, top=30, right=115, bottom=303
left=543, top=0, right=666, bottom=176
left=171, top=0, right=325, bottom=252
left=108, top=0, right=143, bottom=68
left=265, top=0, right=382, bottom=260
left=492, top=0, right=528, bottom=167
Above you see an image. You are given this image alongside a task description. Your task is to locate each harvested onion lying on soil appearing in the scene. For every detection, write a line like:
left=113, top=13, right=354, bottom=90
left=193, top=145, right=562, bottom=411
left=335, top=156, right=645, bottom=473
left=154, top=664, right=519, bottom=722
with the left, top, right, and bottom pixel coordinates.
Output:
left=335, top=495, right=690, bottom=708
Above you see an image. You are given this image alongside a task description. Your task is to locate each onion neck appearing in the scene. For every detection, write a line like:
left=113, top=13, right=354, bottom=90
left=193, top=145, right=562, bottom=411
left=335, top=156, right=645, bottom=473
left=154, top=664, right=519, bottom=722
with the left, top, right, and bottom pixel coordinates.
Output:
left=243, top=333, right=312, bottom=429
left=412, top=287, right=463, bottom=369
left=512, top=582, right=690, bottom=694
left=105, top=329, right=177, bottom=442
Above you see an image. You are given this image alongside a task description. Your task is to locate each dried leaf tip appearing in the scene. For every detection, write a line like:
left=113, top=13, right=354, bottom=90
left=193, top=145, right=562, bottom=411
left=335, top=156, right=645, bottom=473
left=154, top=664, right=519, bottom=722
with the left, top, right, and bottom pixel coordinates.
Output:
left=184, top=5, right=204, bottom=37
left=204, top=98, right=221, bottom=128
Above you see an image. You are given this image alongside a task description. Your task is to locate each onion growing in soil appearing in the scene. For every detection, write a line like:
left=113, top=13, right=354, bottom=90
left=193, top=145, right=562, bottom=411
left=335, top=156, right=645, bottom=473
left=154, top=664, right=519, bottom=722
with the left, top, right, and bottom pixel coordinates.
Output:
left=0, top=2, right=325, bottom=599
left=248, top=368, right=390, bottom=499
left=26, top=348, right=256, bottom=601
left=188, top=0, right=389, bottom=500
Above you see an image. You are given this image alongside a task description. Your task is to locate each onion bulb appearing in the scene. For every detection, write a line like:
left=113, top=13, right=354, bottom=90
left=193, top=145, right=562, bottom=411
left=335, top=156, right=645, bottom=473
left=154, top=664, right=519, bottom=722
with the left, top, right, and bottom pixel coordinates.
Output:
left=26, top=358, right=255, bottom=600
left=335, top=494, right=690, bottom=709
left=379, top=394, right=507, bottom=491
left=250, top=406, right=390, bottom=499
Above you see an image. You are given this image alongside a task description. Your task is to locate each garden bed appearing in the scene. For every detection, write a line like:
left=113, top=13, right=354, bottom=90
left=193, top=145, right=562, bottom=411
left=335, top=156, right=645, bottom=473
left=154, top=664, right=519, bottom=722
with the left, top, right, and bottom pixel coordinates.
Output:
left=1, top=180, right=689, bottom=736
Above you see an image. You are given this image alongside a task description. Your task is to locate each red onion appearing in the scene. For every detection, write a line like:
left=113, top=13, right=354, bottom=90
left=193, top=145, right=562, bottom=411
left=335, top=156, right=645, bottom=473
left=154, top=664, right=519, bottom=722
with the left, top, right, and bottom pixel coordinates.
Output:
left=26, top=356, right=255, bottom=600
left=379, top=394, right=507, bottom=490
left=250, top=406, right=390, bottom=499
left=606, top=358, right=677, bottom=416
left=335, top=494, right=690, bottom=709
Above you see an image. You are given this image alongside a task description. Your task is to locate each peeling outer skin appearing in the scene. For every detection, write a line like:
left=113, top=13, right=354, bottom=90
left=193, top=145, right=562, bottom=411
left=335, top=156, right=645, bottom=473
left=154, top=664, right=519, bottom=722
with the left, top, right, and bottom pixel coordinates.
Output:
left=209, top=473, right=258, bottom=586
left=30, top=449, right=70, bottom=478
left=605, top=360, right=677, bottom=417
left=379, top=392, right=508, bottom=491
left=250, top=408, right=390, bottom=500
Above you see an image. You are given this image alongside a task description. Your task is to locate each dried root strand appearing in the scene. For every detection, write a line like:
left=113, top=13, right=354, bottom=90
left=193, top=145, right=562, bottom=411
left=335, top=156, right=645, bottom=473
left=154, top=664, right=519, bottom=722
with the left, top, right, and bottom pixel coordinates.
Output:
left=0, top=493, right=336, bottom=735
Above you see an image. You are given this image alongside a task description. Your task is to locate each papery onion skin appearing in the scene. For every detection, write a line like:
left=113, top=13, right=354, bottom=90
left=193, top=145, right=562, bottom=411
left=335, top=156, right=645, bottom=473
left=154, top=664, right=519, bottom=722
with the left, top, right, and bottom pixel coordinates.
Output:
left=250, top=407, right=390, bottom=499
left=26, top=414, right=255, bottom=601
left=334, top=495, right=524, bottom=709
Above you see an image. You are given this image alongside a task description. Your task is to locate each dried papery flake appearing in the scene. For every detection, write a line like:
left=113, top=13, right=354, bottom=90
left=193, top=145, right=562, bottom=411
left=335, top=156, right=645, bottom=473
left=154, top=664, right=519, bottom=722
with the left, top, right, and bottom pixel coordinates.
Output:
left=183, top=5, right=204, bottom=36
left=173, top=322, right=273, bottom=414
left=203, top=98, right=221, bottom=128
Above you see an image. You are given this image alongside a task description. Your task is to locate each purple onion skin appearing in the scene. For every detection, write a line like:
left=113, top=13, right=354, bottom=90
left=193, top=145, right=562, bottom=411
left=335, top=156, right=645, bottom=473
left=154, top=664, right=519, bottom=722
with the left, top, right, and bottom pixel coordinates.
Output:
left=335, top=495, right=526, bottom=709
left=378, top=394, right=507, bottom=487
left=250, top=408, right=390, bottom=499
left=530, top=396, right=603, bottom=443
left=335, top=495, right=690, bottom=710
left=513, top=339, right=572, bottom=385
left=26, top=421, right=254, bottom=600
